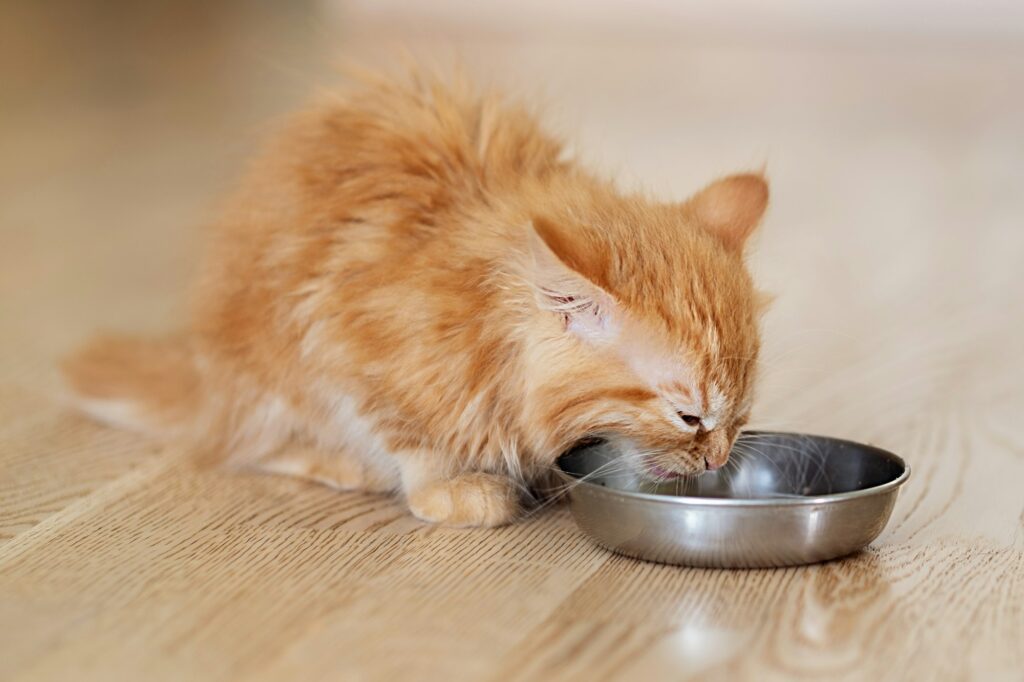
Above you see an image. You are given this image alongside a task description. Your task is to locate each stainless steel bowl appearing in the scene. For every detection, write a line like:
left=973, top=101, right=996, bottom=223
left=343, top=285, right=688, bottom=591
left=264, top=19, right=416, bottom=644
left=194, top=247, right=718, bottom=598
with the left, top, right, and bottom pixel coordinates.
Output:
left=556, top=431, right=910, bottom=568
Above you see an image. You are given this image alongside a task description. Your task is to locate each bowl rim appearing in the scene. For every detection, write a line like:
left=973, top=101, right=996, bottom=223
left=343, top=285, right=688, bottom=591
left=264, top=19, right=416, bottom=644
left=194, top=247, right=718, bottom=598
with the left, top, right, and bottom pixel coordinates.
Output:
left=555, top=430, right=911, bottom=508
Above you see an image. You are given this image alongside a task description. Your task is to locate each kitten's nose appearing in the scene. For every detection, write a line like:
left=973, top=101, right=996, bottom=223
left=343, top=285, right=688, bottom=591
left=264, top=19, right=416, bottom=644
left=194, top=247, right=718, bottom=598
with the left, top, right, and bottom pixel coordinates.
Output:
left=704, top=454, right=726, bottom=471
left=703, top=430, right=731, bottom=470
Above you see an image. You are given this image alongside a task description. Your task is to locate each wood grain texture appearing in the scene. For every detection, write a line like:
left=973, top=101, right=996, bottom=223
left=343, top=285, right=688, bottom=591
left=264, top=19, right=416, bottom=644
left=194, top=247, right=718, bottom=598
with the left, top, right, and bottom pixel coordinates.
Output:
left=1, top=2, right=1022, bottom=680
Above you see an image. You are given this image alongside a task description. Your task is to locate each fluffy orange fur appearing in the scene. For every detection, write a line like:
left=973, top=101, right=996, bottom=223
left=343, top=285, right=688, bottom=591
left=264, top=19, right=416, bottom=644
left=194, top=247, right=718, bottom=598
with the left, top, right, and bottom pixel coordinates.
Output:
left=63, top=70, right=769, bottom=527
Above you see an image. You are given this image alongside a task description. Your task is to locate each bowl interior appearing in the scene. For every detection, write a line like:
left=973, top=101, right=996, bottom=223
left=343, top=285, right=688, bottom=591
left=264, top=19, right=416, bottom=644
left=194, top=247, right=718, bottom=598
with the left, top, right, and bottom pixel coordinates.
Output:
left=557, top=432, right=906, bottom=500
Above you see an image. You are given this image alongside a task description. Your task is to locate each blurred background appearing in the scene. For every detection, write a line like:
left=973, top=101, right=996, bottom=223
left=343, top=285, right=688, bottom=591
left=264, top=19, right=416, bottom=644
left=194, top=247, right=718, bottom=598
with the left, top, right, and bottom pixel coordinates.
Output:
left=2, top=0, right=1022, bottom=445
left=2, top=3, right=1023, bottom=679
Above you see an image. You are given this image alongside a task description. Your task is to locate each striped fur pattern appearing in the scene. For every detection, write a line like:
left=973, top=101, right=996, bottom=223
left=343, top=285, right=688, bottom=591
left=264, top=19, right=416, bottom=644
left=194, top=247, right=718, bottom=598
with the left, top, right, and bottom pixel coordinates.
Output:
left=63, top=70, right=770, bottom=526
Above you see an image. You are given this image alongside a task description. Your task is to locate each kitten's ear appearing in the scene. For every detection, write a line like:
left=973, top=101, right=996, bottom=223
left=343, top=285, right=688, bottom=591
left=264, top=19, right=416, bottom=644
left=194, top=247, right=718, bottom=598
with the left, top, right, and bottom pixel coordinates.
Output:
left=528, top=217, right=619, bottom=344
left=685, top=173, right=769, bottom=252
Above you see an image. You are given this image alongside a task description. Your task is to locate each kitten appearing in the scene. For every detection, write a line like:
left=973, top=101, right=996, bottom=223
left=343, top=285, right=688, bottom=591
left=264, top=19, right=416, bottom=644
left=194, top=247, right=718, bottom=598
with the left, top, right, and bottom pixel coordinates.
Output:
left=63, top=71, right=769, bottom=527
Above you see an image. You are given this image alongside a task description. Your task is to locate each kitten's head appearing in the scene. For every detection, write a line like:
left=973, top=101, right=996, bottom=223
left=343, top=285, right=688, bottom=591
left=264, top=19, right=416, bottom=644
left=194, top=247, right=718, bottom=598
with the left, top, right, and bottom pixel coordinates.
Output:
left=522, top=173, right=769, bottom=478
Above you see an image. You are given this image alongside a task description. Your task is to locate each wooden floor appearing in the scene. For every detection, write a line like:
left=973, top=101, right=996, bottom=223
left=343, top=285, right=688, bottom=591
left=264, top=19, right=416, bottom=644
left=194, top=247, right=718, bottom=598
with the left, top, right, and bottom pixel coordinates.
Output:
left=1, top=3, right=1022, bottom=680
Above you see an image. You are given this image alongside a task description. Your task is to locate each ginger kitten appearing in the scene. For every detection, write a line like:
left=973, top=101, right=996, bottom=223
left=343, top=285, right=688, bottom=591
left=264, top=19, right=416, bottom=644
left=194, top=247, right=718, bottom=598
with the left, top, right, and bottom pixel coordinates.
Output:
left=63, top=71, right=769, bottom=527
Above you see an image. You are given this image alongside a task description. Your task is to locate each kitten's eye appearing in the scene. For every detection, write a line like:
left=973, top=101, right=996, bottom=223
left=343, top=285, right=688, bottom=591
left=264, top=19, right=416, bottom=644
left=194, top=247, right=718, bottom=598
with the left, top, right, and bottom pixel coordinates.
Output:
left=679, top=413, right=702, bottom=427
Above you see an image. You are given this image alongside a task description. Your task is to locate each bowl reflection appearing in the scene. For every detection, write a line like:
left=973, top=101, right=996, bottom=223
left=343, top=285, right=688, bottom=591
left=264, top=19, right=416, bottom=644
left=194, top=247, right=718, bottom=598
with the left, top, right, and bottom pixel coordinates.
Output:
left=556, top=432, right=910, bottom=568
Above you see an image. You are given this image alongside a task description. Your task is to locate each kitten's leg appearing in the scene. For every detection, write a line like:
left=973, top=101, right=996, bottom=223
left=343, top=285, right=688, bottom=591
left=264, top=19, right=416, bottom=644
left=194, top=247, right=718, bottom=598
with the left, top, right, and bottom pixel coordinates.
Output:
left=257, top=446, right=398, bottom=493
left=400, top=458, right=521, bottom=527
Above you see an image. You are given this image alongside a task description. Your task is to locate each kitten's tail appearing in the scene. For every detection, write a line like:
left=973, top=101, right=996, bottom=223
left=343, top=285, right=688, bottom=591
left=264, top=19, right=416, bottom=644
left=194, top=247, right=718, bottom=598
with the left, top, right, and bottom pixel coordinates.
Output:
left=61, top=334, right=203, bottom=439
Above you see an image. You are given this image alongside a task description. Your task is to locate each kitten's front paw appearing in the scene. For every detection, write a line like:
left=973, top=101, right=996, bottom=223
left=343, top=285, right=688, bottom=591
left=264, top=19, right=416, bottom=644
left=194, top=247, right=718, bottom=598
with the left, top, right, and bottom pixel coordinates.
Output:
left=406, top=472, right=519, bottom=527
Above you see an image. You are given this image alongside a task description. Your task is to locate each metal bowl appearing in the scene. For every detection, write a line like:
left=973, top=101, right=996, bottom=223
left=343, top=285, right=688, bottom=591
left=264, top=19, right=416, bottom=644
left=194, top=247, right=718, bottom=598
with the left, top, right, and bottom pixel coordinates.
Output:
left=556, top=431, right=910, bottom=568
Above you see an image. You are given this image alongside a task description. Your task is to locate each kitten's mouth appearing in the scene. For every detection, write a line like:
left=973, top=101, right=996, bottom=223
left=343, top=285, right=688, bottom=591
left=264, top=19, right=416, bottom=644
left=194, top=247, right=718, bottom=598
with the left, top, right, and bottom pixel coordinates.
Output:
left=642, top=457, right=686, bottom=480
left=638, top=462, right=679, bottom=477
